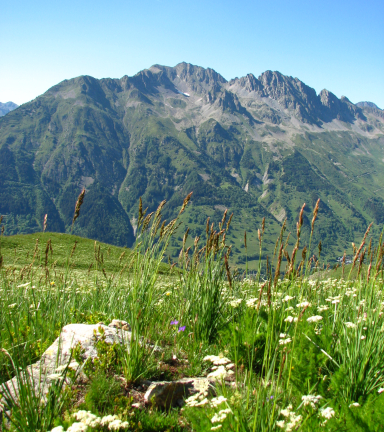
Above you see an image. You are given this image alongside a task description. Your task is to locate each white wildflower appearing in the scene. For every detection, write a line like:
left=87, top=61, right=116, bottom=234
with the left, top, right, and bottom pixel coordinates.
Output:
left=302, top=394, right=322, bottom=408
left=204, top=355, right=231, bottom=366
left=211, top=412, right=228, bottom=423
left=317, top=305, right=329, bottom=312
left=50, top=427, right=65, bottom=432
left=211, top=426, right=222, bottom=430
left=283, top=295, right=294, bottom=302
left=276, top=420, right=285, bottom=428
left=307, top=315, right=323, bottom=323
left=100, top=415, right=119, bottom=426
left=345, top=322, right=357, bottom=328
left=210, top=396, right=227, bottom=407
left=229, top=299, right=242, bottom=308
left=296, top=301, right=311, bottom=308
left=108, top=419, right=129, bottom=430
left=320, top=407, right=335, bottom=419
left=67, top=423, right=88, bottom=432
left=349, top=402, right=360, bottom=407
left=279, top=337, right=292, bottom=345
left=378, top=388, right=384, bottom=394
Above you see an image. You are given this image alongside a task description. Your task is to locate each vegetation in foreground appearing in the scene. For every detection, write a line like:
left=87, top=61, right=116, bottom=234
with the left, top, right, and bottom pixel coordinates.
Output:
left=1, top=196, right=384, bottom=432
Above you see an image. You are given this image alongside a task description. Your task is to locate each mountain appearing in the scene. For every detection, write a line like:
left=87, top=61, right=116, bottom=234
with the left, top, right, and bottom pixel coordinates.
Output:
left=0, top=101, right=18, bottom=117
left=0, top=63, right=383, bottom=266
left=356, top=101, right=381, bottom=110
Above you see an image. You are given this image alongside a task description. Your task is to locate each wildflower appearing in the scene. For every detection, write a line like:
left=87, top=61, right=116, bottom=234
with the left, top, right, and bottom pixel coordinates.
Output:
left=246, top=298, right=257, bottom=308
left=378, top=388, right=384, bottom=394
left=8, top=303, right=17, bottom=309
left=195, top=398, right=209, bottom=406
left=166, top=292, right=171, bottom=296
left=283, top=295, right=294, bottom=302
left=345, top=322, right=357, bottom=328
left=317, top=305, right=329, bottom=312
left=67, top=423, right=88, bottom=432
left=100, top=415, right=119, bottom=426
left=276, top=420, right=285, bottom=428
left=204, top=355, right=231, bottom=365
left=320, top=407, right=335, bottom=419
left=210, top=396, right=227, bottom=407
left=307, top=316, right=323, bottom=323
left=361, top=335, right=366, bottom=340
left=285, top=306, right=294, bottom=311
left=349, top=402, right=360, bottom=407
left=108, top=419, right=129, bottom=430
left=296, top=301, right=311, bottom=308
left=279, top=337, right=292, bottom=345
left=208, top=366, right=232, bottom=380
left=178, top=326, right=186, bottom=332
left=50, top=427, right=65, bottom=432
left=280, top=406, right=292, bottom=417
left=170, top=320, right=179, bottom=325
left=211, top=426, right=222, bottom=430
left=211, top=412, right=228, bottom=423
left=229, top=299, right=242, bottom=307
left=302, top=394, right=322, bottom=408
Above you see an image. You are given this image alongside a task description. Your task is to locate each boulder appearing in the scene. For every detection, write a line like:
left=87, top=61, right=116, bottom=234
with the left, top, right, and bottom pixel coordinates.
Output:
left=0, top=323, right=131, bottom=407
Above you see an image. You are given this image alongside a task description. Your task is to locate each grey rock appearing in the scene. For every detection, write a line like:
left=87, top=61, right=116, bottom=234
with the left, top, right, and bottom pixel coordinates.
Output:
left=0, top=323, right=131, bottom=408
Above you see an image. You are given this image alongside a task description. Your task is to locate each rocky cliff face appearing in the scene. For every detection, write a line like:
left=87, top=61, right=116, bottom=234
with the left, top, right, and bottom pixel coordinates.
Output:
left=1, top=63, right=383, bottom=263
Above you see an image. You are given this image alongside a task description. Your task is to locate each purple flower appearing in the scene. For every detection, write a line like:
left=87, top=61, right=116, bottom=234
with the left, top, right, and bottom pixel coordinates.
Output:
left=170, top=320, right=179, bottom=325
left=178, top=326, right=186, bottom=332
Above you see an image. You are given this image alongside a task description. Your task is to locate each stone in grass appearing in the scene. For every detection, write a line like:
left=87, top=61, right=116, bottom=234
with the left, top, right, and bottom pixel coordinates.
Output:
left=144, top=377, right=215, bottom=409
left=0, top=323, right=131, bottom=410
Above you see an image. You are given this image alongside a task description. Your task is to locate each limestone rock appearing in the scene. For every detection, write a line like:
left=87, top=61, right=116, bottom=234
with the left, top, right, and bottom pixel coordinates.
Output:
left=0, top=323, right=131, bottom=407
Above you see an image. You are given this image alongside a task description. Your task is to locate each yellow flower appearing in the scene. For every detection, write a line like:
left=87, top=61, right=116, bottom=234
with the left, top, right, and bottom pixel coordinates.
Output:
left=166, top=292, right=171, bottom=296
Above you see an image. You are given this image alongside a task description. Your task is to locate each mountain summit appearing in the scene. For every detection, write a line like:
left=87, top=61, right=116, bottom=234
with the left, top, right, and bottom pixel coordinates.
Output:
left=0, top=63, right=383, bottom=265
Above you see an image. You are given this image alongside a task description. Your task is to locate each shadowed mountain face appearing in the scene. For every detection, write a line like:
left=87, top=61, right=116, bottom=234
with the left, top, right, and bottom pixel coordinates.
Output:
left=0, top=62, right=383, bottom=263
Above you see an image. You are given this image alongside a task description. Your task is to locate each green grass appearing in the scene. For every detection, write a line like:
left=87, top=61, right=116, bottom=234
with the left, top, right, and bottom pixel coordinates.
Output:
left=1, top=199, right=384, bottom=432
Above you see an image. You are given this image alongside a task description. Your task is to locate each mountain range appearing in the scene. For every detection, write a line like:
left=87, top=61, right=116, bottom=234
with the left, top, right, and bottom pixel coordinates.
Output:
left=0, top=102, right=18, bottom=117
left=1, top=63, right=383, bottom=268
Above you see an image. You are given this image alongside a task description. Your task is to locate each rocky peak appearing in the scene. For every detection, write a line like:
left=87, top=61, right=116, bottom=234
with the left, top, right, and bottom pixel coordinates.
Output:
left=319, top=89, right=366, bottom=122
left=227, top=74, right=265, bottom=95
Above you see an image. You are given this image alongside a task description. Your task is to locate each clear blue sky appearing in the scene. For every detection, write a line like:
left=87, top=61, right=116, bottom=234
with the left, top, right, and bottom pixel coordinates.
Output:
left=1, top=0, right=383, bottom=108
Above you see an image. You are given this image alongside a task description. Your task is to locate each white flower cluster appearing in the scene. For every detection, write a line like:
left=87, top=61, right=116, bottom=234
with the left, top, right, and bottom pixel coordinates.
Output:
left=279, top=334, right=292, bottom=345
left=301, top=394, right=322, bottom=409
left=50, top=411, right=129, bottom=432
left=203, top=354, right=235, bottom=380
left=211, top=408, right=232, bottom=423
left=320, top=406, right=335, bottom=419
left=307, top=315, right=323, bottom=323
left=284, top=316, right=298, bottom=323
left=229, top=298, right=242, bottom=308
left=276, top=404, right=302, bottom=431
left=296, top=301, right=311, bottom=308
